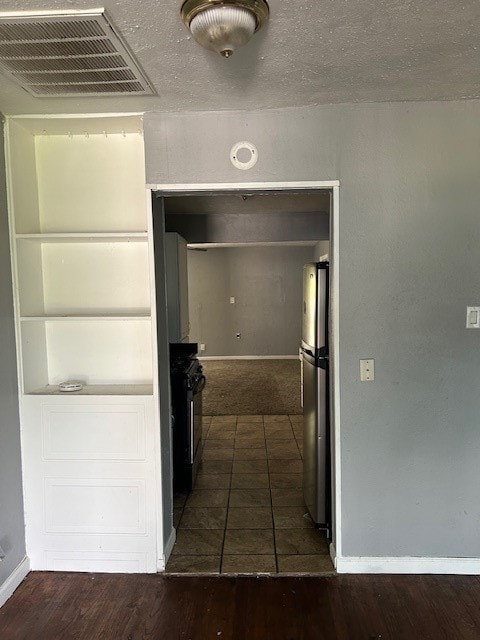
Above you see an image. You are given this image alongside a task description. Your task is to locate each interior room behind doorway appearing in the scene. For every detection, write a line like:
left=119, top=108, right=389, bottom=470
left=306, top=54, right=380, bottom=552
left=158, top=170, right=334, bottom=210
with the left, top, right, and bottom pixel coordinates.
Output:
left=161, top=191, right=333, bottom=574
left=164, top=191, right=330, bottom=419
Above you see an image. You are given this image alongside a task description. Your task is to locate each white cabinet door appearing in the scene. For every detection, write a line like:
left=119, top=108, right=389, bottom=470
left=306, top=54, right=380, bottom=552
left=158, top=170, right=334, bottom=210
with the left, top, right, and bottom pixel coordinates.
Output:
left=21, top=395, right=157, bottom=573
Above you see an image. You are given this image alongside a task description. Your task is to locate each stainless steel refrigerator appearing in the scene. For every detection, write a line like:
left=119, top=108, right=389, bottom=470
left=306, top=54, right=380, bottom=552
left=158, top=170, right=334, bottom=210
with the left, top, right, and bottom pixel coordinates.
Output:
left=300, top=261, right=330, bottom=529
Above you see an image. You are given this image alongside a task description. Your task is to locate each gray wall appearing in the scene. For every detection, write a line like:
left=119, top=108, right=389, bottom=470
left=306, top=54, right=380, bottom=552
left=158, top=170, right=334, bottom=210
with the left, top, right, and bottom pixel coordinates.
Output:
left=0, top=119, right=26, bottom=588
left=164, top=190, right=329, bottom=244
left=145, top=100, right=480, bottom=559
left=166, top=212, right=329, bottom=244
left=188, top=246, right=314, bottom=356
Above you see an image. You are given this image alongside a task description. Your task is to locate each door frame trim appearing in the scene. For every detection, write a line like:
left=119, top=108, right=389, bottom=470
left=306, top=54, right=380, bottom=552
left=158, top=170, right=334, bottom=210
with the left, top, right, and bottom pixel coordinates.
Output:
left=148, top=180, right=342, bottom=566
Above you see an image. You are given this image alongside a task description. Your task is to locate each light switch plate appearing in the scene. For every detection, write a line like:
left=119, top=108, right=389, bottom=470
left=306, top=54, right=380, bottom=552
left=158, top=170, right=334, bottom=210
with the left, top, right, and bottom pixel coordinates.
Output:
left=360, top=359, right=375, bottom=381
left=466, top=306, right=480, bottom=329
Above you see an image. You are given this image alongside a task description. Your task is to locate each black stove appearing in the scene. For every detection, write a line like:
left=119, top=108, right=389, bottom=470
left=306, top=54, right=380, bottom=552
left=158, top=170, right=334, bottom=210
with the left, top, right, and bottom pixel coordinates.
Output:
left=169, top=343, right=206, bottom=492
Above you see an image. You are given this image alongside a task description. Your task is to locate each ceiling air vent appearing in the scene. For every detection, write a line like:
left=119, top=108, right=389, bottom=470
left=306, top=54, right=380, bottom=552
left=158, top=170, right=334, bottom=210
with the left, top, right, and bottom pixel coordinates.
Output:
left=0, top=9, right=155, bottom=97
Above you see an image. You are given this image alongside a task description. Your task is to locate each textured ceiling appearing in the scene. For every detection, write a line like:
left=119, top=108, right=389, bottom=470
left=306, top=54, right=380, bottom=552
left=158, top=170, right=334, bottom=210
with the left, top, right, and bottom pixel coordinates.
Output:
left=0, top=0, right=479, bottom=114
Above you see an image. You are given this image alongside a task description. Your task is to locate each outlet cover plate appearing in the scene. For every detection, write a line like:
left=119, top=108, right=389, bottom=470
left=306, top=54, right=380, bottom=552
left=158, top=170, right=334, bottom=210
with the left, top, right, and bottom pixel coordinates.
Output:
left=466, top=306, right=480, bottom=328
left=360, top=359, right=374, bottom=381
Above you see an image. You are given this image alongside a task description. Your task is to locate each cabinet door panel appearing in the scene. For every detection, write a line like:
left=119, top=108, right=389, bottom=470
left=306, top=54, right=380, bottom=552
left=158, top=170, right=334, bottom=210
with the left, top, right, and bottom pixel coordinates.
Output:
left=42, top=404, right=146, bottom=460
left=22, top=396, right=158, bottom=573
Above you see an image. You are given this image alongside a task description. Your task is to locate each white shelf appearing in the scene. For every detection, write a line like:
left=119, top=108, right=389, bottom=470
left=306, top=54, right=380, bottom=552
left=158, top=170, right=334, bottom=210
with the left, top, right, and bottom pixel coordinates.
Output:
left=20, top=317, right=153, bottom=393
left=16, top=239, right=151, bottom=318
left=20, top=313, right=151, bottom=322
left=27, top=383, right=153, bottom=396
left=16, top=233, right=148, bottom=243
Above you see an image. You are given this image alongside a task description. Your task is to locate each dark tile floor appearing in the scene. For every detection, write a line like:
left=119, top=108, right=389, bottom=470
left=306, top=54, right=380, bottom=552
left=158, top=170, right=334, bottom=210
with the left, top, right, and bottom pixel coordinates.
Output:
left=166, top=415, right=334, bottom=574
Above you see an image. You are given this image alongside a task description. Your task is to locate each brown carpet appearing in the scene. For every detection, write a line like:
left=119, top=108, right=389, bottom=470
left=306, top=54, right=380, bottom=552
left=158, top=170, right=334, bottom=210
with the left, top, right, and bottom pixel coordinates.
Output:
left=201, top=359, right=302, bottom=415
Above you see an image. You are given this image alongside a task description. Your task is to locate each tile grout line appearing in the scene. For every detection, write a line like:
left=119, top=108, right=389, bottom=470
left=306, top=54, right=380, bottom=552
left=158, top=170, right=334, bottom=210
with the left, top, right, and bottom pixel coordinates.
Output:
left=218, top=415, right=237, bottom=574
left=266, top=418, right=280, bottom=573
left=290, top=414, right=304, bottom=460
left=263, top=414, right=279, bottom=573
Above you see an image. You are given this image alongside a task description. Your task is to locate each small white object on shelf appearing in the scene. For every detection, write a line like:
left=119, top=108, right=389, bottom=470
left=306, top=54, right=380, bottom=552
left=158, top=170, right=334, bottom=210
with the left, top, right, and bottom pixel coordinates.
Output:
left=58, top=381, right=84, bottom=392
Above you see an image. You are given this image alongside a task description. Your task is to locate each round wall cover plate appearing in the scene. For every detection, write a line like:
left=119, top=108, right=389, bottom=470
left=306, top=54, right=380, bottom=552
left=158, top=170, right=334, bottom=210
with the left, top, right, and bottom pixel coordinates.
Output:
left=230, top=141, right=258, bottom=170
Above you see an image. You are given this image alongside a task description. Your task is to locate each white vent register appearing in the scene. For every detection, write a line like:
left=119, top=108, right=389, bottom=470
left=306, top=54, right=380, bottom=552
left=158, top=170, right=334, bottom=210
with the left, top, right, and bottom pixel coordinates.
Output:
left=0, top=9, right=154, bottom=97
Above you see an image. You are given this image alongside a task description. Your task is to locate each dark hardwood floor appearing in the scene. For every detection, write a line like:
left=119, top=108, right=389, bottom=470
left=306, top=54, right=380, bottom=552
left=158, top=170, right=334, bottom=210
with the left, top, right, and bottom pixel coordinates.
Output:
left=1, top=572, right=480, bottom=639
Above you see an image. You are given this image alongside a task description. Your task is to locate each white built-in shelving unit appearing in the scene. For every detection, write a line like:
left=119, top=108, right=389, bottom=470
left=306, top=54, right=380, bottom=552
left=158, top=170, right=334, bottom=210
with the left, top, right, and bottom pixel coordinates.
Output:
left=6, top=115, right=159, bottom=573
left=7, top=115, right=153, bottom=395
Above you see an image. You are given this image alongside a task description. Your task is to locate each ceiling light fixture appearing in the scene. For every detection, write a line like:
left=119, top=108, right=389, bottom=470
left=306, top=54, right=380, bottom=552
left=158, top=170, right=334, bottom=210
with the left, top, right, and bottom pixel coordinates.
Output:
left=181, top=0, right=269, bottom=58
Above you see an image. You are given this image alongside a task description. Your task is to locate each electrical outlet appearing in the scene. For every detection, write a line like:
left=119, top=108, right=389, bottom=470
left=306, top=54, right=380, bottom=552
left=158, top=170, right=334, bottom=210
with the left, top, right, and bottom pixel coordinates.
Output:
left=200, top=343, right=206, bottom=352
left=360, top=359, right=374, bottom=381
left=236, top=332, right=241, bottom=339
left=466, top=306, right=480, bottom=328
left=230, top=296, right=235, bottom=304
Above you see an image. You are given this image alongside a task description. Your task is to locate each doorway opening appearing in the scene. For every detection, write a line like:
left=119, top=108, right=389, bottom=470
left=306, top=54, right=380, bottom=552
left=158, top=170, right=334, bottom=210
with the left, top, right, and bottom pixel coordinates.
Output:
left=151, top=184, right=340, bottom=575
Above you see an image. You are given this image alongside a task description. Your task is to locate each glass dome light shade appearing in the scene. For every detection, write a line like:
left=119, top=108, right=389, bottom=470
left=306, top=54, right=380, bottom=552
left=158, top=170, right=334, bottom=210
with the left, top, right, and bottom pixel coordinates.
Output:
left=189, top=5, right=257, bottom=57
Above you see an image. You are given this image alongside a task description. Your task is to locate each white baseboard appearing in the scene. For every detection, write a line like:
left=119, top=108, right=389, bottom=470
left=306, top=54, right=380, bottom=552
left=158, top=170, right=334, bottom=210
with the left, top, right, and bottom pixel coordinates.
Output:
left=158, top=527, right=176, bottom=571
left=0, top=556, right=30, bottom=608
left=200, top=355, right=299, bottom=360
left=336, top=555, right=480, bottom=575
